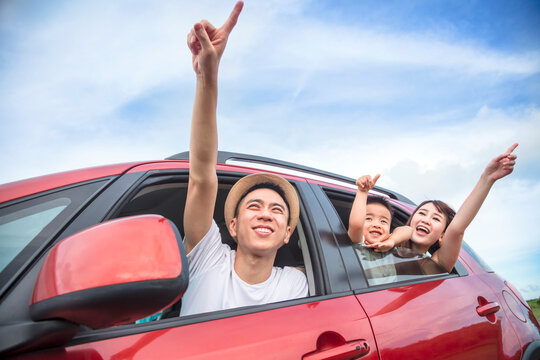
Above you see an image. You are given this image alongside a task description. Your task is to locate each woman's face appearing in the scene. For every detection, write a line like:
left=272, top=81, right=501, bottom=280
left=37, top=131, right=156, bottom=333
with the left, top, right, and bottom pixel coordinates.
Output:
left=409, top=202, right=448, bottom=250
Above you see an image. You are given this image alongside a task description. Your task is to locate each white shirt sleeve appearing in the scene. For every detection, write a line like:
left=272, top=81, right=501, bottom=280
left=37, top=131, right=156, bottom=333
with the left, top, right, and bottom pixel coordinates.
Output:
left=282, top=266, right=309, bottom=299
left=185, top=220, right=231, bottom=279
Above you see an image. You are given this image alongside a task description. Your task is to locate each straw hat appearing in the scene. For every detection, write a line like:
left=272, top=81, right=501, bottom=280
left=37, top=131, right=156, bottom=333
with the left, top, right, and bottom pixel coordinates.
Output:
left=224, top=173, right=299, bottom=238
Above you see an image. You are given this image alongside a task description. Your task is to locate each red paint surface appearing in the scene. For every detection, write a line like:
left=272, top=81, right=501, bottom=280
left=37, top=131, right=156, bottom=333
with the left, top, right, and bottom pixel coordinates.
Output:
left=32, top=215, right=182, bottom=303
left=478, top=272, right=540, bottom=358
left=0, top=163, right=141, bottom=203
left=356, top=273, right=522, bottom=359
left=15, top=296, right=379, bottom=360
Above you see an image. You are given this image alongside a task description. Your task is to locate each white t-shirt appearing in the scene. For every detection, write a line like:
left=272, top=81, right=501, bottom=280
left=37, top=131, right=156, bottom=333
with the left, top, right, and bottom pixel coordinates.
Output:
left=180, top=220, right=308, bottom=316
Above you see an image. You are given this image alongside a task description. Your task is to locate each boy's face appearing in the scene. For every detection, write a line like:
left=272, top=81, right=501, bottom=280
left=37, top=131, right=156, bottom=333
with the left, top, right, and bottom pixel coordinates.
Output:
left=363, top=203, right=391, bottom=244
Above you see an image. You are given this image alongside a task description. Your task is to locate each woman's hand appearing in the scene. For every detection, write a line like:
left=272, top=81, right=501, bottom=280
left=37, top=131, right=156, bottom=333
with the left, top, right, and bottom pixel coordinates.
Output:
left=483, top=143, right=518, bottom=182
left=187, top=1, right=243, bottom=78
left=366, top=237, right=394, bottom=252
left=356, top=174, right=380, bottom=193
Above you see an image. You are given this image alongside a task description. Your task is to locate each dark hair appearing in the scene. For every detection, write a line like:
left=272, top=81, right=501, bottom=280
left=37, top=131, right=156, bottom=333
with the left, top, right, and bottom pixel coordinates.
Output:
left=367, top=196, right=394, bottom=220
left=234, top=182, right=290, bottom=222
left=406, top=200, right=456, bottom=253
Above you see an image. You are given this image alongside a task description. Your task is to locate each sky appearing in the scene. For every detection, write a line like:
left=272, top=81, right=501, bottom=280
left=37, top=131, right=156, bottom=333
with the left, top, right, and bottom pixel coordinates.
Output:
left=1, top=0, right=539, bottom=299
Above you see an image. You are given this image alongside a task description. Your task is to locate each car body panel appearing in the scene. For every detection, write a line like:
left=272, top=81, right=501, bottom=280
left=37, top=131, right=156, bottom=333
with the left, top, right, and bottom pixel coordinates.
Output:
left=0, top=163, right=144, bottom=204
left=356, top=274, right=521, bottom=360
left=13, top=296, right=378, bottom=360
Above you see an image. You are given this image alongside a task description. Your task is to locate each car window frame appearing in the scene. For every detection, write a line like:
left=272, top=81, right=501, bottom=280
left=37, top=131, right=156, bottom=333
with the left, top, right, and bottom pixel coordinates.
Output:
left=105, top=168, right=355, bottom=296
left=313, top=183, right=468, bottom=293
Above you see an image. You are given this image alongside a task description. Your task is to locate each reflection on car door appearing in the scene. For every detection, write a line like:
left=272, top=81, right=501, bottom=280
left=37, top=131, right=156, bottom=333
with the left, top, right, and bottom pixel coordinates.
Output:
left=355, top=273, right=521, bottom=359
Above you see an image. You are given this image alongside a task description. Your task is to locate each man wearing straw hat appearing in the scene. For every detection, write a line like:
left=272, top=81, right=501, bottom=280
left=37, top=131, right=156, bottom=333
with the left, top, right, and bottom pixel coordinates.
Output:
left=180, top=1, right=308, bottom=316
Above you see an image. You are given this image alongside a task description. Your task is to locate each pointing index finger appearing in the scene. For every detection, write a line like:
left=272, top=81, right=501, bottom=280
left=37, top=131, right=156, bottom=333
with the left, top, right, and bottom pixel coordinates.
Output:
left=506, top=143, right=518, bottom=154
left=221, top=1, right=244, bottom=34
left=372, top=174, right=381, bottom=186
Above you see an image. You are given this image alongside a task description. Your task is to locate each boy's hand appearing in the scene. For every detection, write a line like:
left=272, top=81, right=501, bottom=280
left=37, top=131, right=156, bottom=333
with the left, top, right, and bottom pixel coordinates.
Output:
left=187, top=1, right=243, bottom=77
left=356, top=174, right=380, bottom=193
left=366, top=238, right=395, bottom=252
left=483, top=143, right=518, bottom=182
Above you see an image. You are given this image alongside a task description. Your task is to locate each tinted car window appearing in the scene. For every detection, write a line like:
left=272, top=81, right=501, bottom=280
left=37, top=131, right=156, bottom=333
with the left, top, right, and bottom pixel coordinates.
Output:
left=0, top=197, right=70, bottom=272
left=354, top=244, right=448, bottom=286
left=0, top=179, right=110, bottom=294
left=461, top=241, right=494, bottom=273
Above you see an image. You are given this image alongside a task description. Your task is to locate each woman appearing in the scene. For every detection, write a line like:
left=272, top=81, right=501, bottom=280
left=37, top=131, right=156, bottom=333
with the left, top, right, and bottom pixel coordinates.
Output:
left=367, top=143, right=518, bottom=272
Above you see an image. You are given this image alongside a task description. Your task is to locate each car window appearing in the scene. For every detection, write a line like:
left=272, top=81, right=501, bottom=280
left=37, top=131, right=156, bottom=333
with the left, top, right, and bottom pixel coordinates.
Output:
left=461, top=241, right=494, bottom=273
left=321, top=188, right=462, bottom=287
left=111, top=173, right=313, bottom=320
left=0, top=179, right=110, bottom=293
left=0, top=197, right=70, bottom=273
left=354, top=244, right=447, bottom=286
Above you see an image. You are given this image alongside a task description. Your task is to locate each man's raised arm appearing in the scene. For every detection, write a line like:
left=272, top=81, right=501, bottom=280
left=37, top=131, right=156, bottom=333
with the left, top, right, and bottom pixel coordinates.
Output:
left=184, top=2, right=243, bottom=254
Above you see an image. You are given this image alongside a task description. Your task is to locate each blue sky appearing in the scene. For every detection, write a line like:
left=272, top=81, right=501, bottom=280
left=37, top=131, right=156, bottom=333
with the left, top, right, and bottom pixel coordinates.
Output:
left=1, top=0, right=539, bottom=299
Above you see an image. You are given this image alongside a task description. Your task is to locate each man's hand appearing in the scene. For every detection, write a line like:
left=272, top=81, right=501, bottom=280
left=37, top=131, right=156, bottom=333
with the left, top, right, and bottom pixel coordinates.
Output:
left=483, top=143, right=518, bottom=182
left=356, top=174, right=380, bottom=193
left=187, top=1, right=243, bottom=78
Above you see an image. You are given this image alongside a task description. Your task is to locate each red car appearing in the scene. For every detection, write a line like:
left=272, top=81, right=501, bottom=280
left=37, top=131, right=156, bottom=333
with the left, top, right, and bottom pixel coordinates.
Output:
left=0, top=152, right=539, bottom=359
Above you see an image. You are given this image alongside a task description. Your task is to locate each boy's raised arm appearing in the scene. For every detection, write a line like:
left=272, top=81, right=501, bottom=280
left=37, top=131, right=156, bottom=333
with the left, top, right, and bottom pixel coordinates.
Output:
left=184, top=2, right=243, bottom=254
left=348, top=174, right=380, bottom=244
left=434, top=143, right=518, bottom=272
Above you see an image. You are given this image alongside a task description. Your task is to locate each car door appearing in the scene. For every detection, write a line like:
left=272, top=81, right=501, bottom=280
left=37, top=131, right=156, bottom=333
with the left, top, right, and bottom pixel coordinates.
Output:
left=6, top=168, right=380, bottom=360
left=354, top=271, right=521, bottom=360
left=315, top=183, right=522, bottom=360
left=22, top=297, right=374, bottom=360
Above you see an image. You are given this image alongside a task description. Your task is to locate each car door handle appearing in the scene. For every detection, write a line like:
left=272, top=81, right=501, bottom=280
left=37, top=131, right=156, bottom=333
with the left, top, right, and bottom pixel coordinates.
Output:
left=476, top=302, right=500, bottom=316
left=302, top=340, right=370, bottom=360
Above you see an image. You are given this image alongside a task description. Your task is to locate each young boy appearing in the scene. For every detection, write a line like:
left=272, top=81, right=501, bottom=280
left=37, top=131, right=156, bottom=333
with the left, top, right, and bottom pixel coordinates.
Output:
left=348, top=174, right=412, bottom=250
left=348, top=174, right=412, bottom=285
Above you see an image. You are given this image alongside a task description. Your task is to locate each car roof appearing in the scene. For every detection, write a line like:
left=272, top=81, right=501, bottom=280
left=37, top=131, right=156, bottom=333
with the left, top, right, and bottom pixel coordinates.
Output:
left=1, top=151, right=416, bottom=210
left=0, top=162, right=145, bottom=204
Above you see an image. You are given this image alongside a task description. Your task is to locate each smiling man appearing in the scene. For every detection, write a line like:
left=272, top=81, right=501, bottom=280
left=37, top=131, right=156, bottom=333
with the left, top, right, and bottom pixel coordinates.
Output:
left=180, top=2, right=307, bottom=316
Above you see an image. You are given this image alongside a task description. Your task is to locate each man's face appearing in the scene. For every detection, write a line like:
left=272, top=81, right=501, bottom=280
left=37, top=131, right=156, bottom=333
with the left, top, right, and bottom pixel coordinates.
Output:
left=363, top=203, right=391, bottom=244
left=229, top=188, right=291, bottom=257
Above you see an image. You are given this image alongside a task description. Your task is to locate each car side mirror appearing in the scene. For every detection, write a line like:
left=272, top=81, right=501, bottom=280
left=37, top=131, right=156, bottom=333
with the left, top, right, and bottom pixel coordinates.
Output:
left=30, top=214, right=188, bottom=329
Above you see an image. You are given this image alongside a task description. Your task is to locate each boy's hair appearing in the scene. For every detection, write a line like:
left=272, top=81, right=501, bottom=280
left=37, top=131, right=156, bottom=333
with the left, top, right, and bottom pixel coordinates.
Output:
left=366, top=196, right=394, bottom=220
